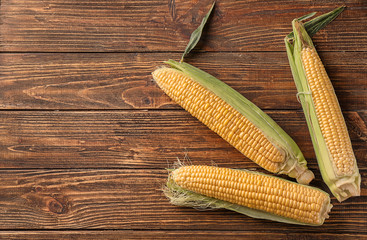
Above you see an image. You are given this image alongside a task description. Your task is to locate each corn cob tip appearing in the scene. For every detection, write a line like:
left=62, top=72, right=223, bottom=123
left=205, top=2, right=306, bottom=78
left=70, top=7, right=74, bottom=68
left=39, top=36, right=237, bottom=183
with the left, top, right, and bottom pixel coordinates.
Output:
left=282, top=158, right=314, bottom=185
left=333, top=174, right=361, bottom=202
left=296, top=169, right=315, bottom=185
left=340, top=186, right=360, bottom=202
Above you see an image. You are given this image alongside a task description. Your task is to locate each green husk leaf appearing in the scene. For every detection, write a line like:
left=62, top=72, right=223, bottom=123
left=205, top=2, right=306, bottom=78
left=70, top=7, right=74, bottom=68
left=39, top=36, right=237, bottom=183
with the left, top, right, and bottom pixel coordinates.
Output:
left=164, top=59, right=314, bottom=184
left=181, top=2, right=215, bottom=62
left=164, top=168, right=330, bottom=226
left=286, top=6, right=345, bottom=40
left=285, top=17, right=361, bottom=202
left=297, top=12, right=317, bottom=22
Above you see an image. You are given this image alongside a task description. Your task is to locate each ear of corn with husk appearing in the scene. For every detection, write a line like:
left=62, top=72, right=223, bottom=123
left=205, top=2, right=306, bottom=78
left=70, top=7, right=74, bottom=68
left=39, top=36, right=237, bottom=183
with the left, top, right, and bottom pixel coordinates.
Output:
left=284, top=20, right=361, bottom=201
left=153, top=6, right=348, bottom=185
left=153, top=60, right=314, bottom=184
left=164, top=164, right=332, bottom=226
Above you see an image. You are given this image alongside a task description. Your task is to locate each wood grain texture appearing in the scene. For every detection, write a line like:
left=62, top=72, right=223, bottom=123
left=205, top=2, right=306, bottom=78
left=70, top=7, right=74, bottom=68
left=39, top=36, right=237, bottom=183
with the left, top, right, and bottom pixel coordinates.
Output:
left=0, top=0, right=366, bottom=238
left=0, top=169, right=366, bottom=231
left=0, top=52, right=366, bottom=110
left=0, top=110, right=365, bottom=169
left=1, top=0, right=366, bottom=52
left=0, top=231, right=366, bottom=240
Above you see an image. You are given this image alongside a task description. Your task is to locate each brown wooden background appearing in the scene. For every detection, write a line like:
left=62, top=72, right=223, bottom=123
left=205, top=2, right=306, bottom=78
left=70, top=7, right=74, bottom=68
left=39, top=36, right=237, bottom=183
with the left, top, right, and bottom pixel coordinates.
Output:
left=0, top=0, right=366, bottom=239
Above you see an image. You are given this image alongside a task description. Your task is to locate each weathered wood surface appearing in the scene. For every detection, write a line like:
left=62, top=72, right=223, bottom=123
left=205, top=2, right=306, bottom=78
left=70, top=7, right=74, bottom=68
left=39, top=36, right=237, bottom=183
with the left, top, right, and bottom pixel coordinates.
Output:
left=0, top=169, right=366, bottom=231
left=1, top=231, right=366, bottom=240
left=0, top=111, right=366, bottom=169
left=0, top=52, right=366, bottom=110
left=0, top=0, right=366, bottom=239
left=0, top=1, right=366, bottom=52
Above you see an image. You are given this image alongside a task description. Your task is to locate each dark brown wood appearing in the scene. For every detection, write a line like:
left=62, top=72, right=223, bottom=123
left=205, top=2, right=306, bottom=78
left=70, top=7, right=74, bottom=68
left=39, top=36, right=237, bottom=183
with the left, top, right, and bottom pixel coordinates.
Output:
left=0, top=110, right=365, bottom=169
left=0, top=231, right=366, bottom=240
left=0, top=0, right=366, bottom=238
left=0, top=169, right=365, bottom=232
left=0, top=1, right=366, bottom=52
left=0, top=52, right=365, bottom=110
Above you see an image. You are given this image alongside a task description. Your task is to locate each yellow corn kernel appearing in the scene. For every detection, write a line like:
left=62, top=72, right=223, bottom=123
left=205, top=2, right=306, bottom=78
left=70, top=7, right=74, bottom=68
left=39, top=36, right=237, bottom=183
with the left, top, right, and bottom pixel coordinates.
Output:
left=153, top=68, right=283, bottom=173
left=171, top=165, right=331, bottom=225
left=301, top=47, right=355, bottom=176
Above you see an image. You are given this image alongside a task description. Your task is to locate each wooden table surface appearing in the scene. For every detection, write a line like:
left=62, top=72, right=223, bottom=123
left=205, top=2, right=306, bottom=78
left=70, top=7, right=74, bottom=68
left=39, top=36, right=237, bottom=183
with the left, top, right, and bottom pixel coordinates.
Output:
left=0, top=1, right=366, bottom=239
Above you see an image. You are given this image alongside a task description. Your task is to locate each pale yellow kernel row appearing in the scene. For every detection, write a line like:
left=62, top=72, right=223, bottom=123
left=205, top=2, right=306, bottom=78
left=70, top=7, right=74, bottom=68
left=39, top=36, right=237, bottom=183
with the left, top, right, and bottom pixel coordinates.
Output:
left=153, top=68, right=285, bottom=173
left=301, top=48, right=355, bottom=175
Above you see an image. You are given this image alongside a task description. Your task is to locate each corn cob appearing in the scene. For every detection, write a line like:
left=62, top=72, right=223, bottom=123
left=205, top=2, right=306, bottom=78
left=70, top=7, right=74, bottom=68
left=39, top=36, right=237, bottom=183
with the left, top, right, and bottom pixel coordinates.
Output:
left=165, top=165, right=332, bottom=225
left=153, top=61, right=314, bottom=184
left=284, top=20, right=361, bottom=201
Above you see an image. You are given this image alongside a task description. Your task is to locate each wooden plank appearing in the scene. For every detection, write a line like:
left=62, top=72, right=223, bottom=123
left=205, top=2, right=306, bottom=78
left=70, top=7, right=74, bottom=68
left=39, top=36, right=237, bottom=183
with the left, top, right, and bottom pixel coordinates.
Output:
left=0, top=0, right=365, bottom=52
left=0, top=110, right=365, bottom=169
left=0, top=231, right=365, bottom=240
left=0, top=169, right=365, bottom=231
left=0, top=52, right=365, bottom=110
